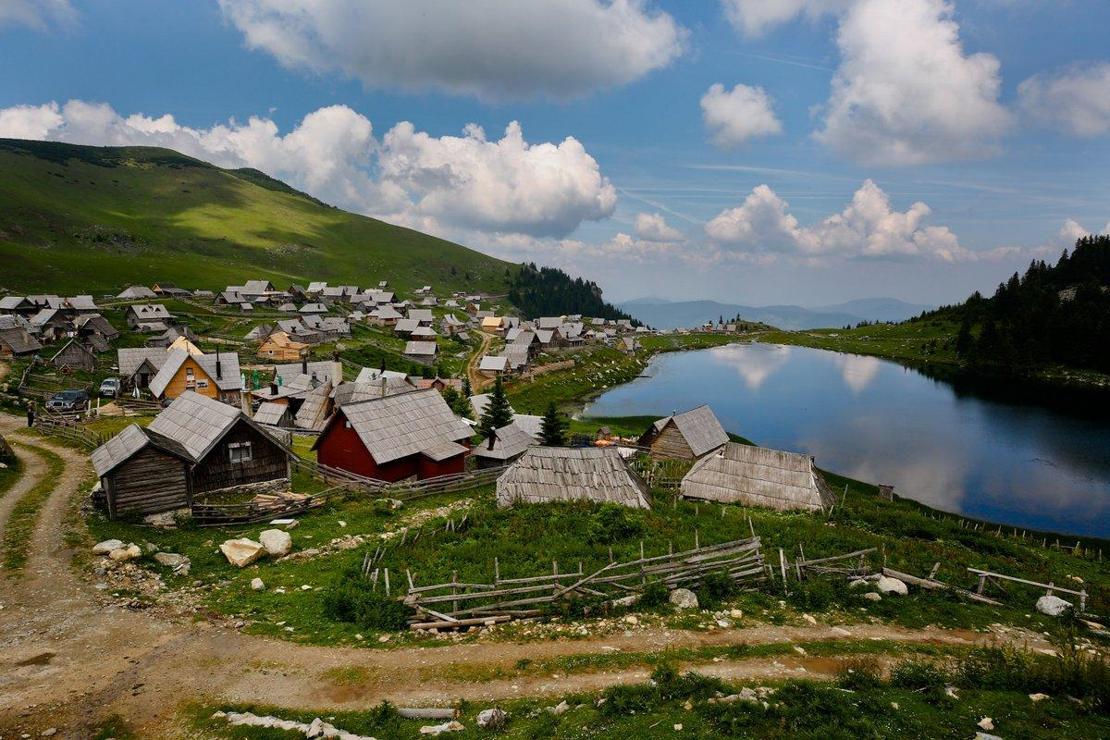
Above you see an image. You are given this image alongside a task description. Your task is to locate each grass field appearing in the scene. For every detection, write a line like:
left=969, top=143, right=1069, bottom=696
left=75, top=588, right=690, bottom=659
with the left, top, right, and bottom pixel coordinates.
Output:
left=0, top=139, right=511, bottom=295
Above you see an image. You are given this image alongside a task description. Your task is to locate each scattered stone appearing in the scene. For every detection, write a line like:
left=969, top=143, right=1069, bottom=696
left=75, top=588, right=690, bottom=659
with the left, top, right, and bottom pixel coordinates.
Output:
left=831, top=627, right=852, bottom=637
left=945, top=686, right=959, bottom=699
left=546, top=700, right=569, bottom=716
left=669, top=588, right=699, bottom=609
left=1029, top=692, right=1049, bottom=702
left=92, top=539, right=124, bottom=555
left=142, top=511, right=178, bottom=528
left=109, top=544, right=142, bottom=562
left=801, top=613, right=817, bottom=625
left=250, top=578, right=266, bottom=591
left=40, top=729, right=57, bottom=737
left=1035, top=594, right=1072, bottom=617
left=623, top=615, right=638, bottom=625
left=476, top=708, right=507, bottom=730
left=222, top=710, right=376, bottom=739
left=849, top=578, right=869, bottom=589
left=378, top=635, right=390, bottom=643
left=729, top=608, right=743, bottom=619
left=977, top=717, right=995, bottom=731
left=863, top=592, right=882, bottom=602
left=153, top=552, right=190, bottom=575
left=338, top=520, right=347, bottom=527
left=259, top=529, right=293, bottom=557
left=876, top=575, right=908, bottom=596
left=717, top=619, right=732, bottom=629
left=220, top=538, right=266, bottom=568
left=673, top=724, right=683, bottom=731
left=271, top=518, right=299, bottom=529
left=419, top=720, right=464, bottom=735
left=975, top=734, right=1003, bottom=740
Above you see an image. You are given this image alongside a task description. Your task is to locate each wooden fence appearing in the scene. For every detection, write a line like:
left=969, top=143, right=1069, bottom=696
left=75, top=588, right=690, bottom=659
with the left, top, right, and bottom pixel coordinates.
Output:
left=191, top=484, right=350, bottom=526
left=33, top=415, right=105, bottom=450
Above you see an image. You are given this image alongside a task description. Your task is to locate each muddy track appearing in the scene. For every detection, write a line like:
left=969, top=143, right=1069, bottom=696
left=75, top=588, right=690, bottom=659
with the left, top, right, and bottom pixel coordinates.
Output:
left=0, top=414, right=1046, bottom=738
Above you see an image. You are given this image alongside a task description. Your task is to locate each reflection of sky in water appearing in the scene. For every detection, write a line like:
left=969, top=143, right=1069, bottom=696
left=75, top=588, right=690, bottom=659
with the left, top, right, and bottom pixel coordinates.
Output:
left=585, top=343, right=1110, bottom=537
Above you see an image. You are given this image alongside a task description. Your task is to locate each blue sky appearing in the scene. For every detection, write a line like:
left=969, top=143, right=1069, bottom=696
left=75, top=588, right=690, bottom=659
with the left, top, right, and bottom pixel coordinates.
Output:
left=2, top=0, right=1108, bottom=306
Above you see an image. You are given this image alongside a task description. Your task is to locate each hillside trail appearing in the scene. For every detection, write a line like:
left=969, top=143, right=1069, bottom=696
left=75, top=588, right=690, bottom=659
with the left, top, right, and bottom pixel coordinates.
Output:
left=466, top=331, right=494, bottom=392
left=0, top=413, right=1047, bottom=738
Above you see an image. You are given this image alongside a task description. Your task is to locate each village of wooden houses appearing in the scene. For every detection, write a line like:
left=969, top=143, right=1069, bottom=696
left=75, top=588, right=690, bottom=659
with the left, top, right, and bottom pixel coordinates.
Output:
left=0, top=276, right=1105, bottom=737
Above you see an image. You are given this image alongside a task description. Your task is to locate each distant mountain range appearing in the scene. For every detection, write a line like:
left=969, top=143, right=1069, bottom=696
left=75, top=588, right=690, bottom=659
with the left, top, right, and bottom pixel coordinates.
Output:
left=618, top=297, right=933, bottom=330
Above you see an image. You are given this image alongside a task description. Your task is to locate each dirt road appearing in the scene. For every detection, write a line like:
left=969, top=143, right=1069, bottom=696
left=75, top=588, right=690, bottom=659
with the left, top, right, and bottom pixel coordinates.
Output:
left=466, top=331, right=494, bottom=393
left=0, top=413, right=1041, bottom=738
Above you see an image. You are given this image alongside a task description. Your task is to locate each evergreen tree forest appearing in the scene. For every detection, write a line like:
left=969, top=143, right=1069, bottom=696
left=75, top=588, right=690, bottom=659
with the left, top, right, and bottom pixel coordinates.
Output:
left=507, top=263, right=639, bottom=323
left=927, top=234, right=1110, bottom=373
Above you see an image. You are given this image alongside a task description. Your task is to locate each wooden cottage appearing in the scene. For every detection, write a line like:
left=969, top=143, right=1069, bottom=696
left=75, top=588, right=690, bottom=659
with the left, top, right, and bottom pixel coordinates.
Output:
left=312, top=389, right=472, bottom=482
left=91, top=424, right=194, bottom=518
left=471, top=422, right=535, bottom=469
left=126, top=304, right=174, bottom=331
left=118, top=347, right=169, bottom=388
left=148, top=349, right=242, bottom=404
left=639, top=405, right=729, bottom=461
left=403, top=340, right=438, bottom=363
left=51, top=339, right=97, bottom=372
left=680, top=442, right=836, bottom=512
left=0, top=326, right=43, bottom=358
left=495, top=447, right=651, bottom=509
left=253, top=401, right=293, bottom=428
left=258, top=331, right=308, bottom=362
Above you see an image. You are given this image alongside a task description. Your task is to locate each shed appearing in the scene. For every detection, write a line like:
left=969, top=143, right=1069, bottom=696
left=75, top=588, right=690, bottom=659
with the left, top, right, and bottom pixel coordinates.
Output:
left=118, top=347, right=169, bottom=388
left=680, top=442, right=836, bottom=512
left=403, top=341, right=438, bottom=362
left=495, top=447, right=651, bottom=509
left=51, top=339, right=97, bottom=372
left=91, top=424, right=193, bottom=518
left=253, top=401, right=293, bottom=428
left=0, top=326, right=43, bottom=357
left=471, top=422, right=535, bottom=468
left=639, top=405, right=729, bottom=460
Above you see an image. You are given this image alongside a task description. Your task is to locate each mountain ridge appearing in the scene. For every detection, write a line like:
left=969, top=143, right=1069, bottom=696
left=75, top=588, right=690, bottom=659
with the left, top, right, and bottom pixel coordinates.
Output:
left=618, top=296, right=932, bottom=330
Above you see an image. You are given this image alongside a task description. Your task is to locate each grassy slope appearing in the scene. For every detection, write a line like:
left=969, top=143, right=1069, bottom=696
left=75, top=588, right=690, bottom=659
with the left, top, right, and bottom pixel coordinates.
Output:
left=0, top=139, right=512, bottom=295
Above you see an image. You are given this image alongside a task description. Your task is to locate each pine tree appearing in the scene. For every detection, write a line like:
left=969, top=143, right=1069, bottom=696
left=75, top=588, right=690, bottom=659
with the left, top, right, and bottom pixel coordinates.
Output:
left=539, top=401, right=566, bottom=446
left=955, top=317, right=973, bottom=358
left=461, top=375, right=472, bottom=399
left=478, top=375, right=513, bottom=437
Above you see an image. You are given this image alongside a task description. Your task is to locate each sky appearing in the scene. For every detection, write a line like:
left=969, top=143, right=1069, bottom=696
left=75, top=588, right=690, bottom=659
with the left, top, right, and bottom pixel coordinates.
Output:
left=1, top=0, right=1108, bottom=307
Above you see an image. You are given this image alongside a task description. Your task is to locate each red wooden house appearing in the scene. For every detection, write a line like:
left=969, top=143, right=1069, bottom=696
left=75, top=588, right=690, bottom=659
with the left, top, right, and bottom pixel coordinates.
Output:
left=312, top=389, right=472, bottom=482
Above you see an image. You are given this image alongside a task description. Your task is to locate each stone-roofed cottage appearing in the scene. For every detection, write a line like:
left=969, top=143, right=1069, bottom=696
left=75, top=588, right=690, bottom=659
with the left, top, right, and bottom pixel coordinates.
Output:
left=639, top=405, right=729, bottom=461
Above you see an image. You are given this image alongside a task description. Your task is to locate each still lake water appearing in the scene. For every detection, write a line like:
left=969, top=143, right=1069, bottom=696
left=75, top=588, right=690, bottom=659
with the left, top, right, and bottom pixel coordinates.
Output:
left=585, top=343, right=1110, bottom=538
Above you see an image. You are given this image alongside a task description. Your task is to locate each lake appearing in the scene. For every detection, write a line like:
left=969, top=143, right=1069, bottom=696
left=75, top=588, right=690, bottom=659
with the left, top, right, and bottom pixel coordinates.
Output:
left=584, top=343, right=1110, bottom=538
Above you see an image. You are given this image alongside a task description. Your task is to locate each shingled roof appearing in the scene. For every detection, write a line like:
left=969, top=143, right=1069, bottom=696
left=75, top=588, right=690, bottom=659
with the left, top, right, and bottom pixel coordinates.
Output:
left=315, top=388, right=471, bottom=465
left=91, top=423, right=192, bottom=477
left=472, top=422, right=535, bottom=462
left=648, top=405, right=729, bottom=457
left=680, top=442, right=836, bottom=512
left=495, top=447, right=651, bottom=509
left=148, top=349, right=242, bottom=398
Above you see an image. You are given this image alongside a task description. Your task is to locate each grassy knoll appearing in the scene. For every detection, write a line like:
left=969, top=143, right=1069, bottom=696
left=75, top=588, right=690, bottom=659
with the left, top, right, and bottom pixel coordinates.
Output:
left=0, top=139, right=511, bottom=295
left=190, top=646, right=1108, bottom=738
left=2, top=442, right=65, bottom=574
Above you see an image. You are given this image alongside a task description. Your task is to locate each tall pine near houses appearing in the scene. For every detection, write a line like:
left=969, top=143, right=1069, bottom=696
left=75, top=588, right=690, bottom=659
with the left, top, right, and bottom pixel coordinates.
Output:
left=478, top=375, right=514, bottom=438
left=540, top=401, right=566, bottom=447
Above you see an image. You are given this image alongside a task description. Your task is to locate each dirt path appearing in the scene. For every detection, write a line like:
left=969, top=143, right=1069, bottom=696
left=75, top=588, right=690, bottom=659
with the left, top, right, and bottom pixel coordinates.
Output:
left=0, top=415, right=1049, bottom=738
left=467, top=331, right=494, bottom=392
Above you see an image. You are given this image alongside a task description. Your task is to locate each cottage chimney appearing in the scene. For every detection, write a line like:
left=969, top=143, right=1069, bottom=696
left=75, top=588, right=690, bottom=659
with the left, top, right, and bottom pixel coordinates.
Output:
left=270, top=382, right=278, bottom=394
left=302, top=355, right=308, bottom=374
left=215, top=349, right=222, bottom=380
left=487, top=430, right=497, bottom=451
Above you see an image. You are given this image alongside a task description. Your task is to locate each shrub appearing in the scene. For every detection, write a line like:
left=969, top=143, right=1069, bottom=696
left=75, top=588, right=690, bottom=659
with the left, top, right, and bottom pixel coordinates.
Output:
left=837, top=656, right=884, bottom=690
left=599, top=683, right=658, bottom=716
left=696, top=571, right=735, bottom=609
left=586, top=504, right=642, bottom=544
left=652, top=665, right=727, bottom=702
left=890, top=659, right=951, bottom=691
left=958, top=644, right=1108, bottom=709
left=639, top=581, right=669, bottom=609
left=788, top=578, right=841, bottom=612
left=322, top=576, right=409, bottom=631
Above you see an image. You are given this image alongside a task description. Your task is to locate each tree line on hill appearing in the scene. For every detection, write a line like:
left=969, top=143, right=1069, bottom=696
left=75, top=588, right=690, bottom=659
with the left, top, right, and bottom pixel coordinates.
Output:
left=507, top=264, right=639, bottom=324
left=923, top=234, right=1110, bottom=374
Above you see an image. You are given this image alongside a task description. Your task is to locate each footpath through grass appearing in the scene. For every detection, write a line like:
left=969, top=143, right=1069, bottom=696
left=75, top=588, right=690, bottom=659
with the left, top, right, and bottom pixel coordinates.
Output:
left=2, top=441, right=65, bottom=574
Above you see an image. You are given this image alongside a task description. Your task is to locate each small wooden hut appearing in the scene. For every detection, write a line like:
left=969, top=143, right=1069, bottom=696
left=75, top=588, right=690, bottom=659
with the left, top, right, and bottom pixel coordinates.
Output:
left=680, top=442, right=836, bottom=512
left=471, top=422, right=535, bottom=469
left=90, top=424, right=193, bottom=518
left=639, top=405, right=729, bottom=461
left=495, top=447, right=651, bottom=509
left=51, top=339, right=97, bottom=372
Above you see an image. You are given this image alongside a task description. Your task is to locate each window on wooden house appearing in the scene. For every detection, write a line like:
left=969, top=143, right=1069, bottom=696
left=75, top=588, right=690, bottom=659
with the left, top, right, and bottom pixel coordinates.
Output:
left=228, top=441, right=253, bottom=464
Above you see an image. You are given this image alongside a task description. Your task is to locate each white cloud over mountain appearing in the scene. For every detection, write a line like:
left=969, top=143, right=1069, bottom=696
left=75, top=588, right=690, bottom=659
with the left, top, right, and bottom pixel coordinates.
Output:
left=218, top=0, right=686, bottom=100
left=1019, top=62, right=1110, bottom=137
left=700, top=83, right=782, bottom=148
left=705, top=179, right=972, bottom=262
left=0, top=0, right=75, bottom=30
left=0, top=100, right=616, bottom=241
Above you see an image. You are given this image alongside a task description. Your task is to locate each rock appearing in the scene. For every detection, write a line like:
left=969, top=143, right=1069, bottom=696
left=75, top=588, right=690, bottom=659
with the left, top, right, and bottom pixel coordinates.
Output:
left=419, top=720, right=464, bottom=734
left=1029, top=692, right=1050, bottom=702
left=862, top=592, right=882, bottom=602
left=831, top=627, right=852, bottom=637
left=476, top=708, right=507, bottom=730
left=977, top=717, right=994, bottom=731
left=849, top=578, right=870, bottom=589
left=40, top=730, right=57, bottom=737
left=612, top=594, right=640, bottom=607
left=669, top=588, right=699, bottom=609
left=250, top=577, right=266, bottom=591
left=93, top=539, right=124, bottom=555
left=1035, top=594, right=1072, bottom=617
left=729, top=608, right=743, bottom=619
left=547, top=700, right=569, bottom=716
left=674, top=724, right=683, bottom=731
left=109, top=544, right=142, bottom=562
left=153, top=552, right=190, bottom=575
left=142, top=511, right=178, bottom=528
left=270, top=518, right=299, bottom=529
left=623, top=615, right=638, bottom=625
left=801, top=613, right=817, bottom=625
left=945, top=686, right=959, bottom=699
left=219, top=538, right=266, bottom=568
left=876, top=575, right=908, bottom=596
left=975, top=734, right=1003, bottom=740
left=259, top=529, right=293, bottom=557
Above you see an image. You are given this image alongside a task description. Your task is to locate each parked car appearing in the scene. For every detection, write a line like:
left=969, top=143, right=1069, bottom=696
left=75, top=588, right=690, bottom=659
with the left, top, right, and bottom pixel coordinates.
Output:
left=99, top=378, right=121, bottom=398
left=47, top=389, right=90, bottom=412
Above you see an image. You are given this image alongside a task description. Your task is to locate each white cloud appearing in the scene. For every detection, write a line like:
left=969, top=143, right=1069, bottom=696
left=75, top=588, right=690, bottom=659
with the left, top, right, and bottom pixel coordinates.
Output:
left=218, top=0, right=686, bottom=100
left=816, top=0, right=1011, bottom=165
left=634, top=212, right=683, bottom=242
left=720, top=0, right=848, bottom=37
left=0, top=100, right=616, bottom=241
left=705, top=179, right=973, bottom=262
left=700, top=83, right=782, bottom=148
left=0, top=0, right=76, bottom=30
left=1018, top=62, right=1110, bottom=137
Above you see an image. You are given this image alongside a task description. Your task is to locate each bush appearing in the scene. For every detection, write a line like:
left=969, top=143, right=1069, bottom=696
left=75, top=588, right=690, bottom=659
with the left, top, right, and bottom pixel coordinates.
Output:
left=958, top=644, right=1108, bottom=709
left=788, top=578, right=842, bottom=612
left=890, top=659, right=951, bottom=691
left=586, top=504, right=643, bottom=544
left=652, top=665, right=726, bottom=702
left=322, top=576, right=409, bottom=631
left=639, top=581, right=669, bottom=609
left=599, top=683, right=658, bottom=716
left=837, top=656, right=884, bottom=690
left=696, top=571, right=736, bottom=609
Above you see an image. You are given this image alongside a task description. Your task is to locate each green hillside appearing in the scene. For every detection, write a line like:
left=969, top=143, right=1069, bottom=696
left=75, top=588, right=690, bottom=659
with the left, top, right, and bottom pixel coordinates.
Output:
left=0, top=139, right=512, bottom=295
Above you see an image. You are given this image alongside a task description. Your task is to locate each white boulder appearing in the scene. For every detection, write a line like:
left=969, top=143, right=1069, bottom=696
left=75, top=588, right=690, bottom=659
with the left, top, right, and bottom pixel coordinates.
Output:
left=153, top=552, right=190, bottom=575
left=251, top=577, right=266, bottom=591
left=862, top=592, right=882, bottom=602
left=220, top=538, right=266, bottom=568
left=92, top=539, right=124, bottom=555
left=109, top=544, right=142, bottom=562
left=419, top=720, right=464, bottom=734
left=259, top=529, right=293, bottom=557
left=669, top=588, right=699, bottom=609
left=876, top=576, right=908, bottom=596
left=1035, top=594, right=1072, bottom=617
left=476, top=708, right=506, bottom=730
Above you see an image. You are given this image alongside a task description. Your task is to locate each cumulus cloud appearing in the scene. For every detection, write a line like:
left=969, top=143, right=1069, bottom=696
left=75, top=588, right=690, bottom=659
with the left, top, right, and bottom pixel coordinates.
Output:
left=1018, top=62, right=1110, bottom=137
left=700, top=83, right=782, bottom=148
left=721, top=0, right=849, bottom=37
left=634, top=212, right=683, bottom=242
left=705, top=179, right=973, bottom=262
left=0, top=100, right=616, bottom=241
left=0, top=0, right=76, bottom=30
left=218, top=0, right=686, bottom=100
left=816, top=0, right=1011, bottom=165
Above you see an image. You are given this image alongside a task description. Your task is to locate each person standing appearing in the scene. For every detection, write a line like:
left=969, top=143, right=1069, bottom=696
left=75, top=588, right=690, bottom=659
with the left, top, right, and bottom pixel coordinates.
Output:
left=26, top=403, right=35, bottom=428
